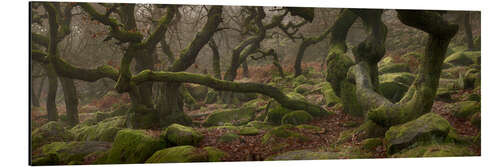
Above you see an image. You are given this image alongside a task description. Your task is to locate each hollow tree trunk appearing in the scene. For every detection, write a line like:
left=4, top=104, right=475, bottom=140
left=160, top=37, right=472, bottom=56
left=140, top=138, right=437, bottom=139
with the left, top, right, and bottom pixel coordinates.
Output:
left=463, top=11, right=474, bottom=50
left=60, top=77, right=79, bottom=126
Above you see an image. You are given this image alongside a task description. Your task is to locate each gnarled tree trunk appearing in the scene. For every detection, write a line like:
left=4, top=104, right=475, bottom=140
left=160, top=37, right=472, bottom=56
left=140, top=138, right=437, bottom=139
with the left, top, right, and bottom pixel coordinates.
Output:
left=60, top=77, right=79, bottom=126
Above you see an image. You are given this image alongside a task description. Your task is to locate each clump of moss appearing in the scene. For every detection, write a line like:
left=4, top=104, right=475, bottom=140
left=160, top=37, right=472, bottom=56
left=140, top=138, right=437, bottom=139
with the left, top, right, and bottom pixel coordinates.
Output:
left=203, top=107, right=255, bottom=127
left=281, top=110, right=313, bottom=125
left=262, top=125, right=309, bottom=144
left=360, top=138, right=383, bottom=151
left=320, top=82, right=341, bottom=107
left=163, top=123, right=204, bottom=146
left=32, top=121, right=73, bottom=149
left=70, top=116, right=126, bottom=142
left=217, top=133, right=240, bottom=143
left=106, top=129, right=166, bottom=164
left=237, top=126, right=260, bottom=136
left=452, top=101, right=480, bottom=119
left=145, top=146, right=226, bottom=163
left=384, top=113, right=451, bottom=155
left=36, top=141, right=111, bottom=164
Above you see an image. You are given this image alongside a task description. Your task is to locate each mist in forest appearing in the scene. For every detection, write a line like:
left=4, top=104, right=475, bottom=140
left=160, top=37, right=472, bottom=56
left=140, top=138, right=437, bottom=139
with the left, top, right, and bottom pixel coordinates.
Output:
left=30, top=2, right=481, bottom=165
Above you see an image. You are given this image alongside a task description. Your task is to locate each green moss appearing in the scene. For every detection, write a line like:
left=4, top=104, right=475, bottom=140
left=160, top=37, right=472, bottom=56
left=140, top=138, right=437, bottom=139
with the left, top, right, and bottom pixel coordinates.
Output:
left=340, top=80, right=363, bottom=117
left=464, top=68, right=480, bottom=89
left=106, top=129, right=166, bottom=164
left=241, top=98, right=267, bottom=111
left=31, top=153, right=59, bottom=165
left=31, top=121, right=73, bottom=149
left=38, top=141, right=111, bottom=164
left=186, top=84, right=208, bottom=101
left=281, top=110, right=313, bottom=125
left=237, top=127, right=260, bottom=136
left=320, top=82, right=341, bottom=107
left=246, top=121, right=274, bottom=130
left=145, top=146, right=204, bottom=163
left=384, top=113, right=451, bottom=155
left=262, top=125, right=309, bottom=144
left=293, top=75, right=311, bottom=87
left=265, top=101, right=292, bottom=125
left=204, top=89, right=218, bottom=104
left=360, top=138, right=383, bottom=151
left=203, top=146, right=226, bottom=162
left=453, top=101, right=480, bottom=119
left=296, top=124, right=325, bottom=134
left=379, top=63, right=410, bottom=74
left=337, top=120, right=386, bottom=144
left=70, top=116, right=126, bottom=142
left=164, top=123, right=204, bottom=146
left=444, top=51, right=480, bottom=66
left=217, top=133, right=240, bottom=143
left=379, top=72, right=415, bottom=102
left=470, top=112, right=481, bottom=129
left=391, top=143, right=474, bottom=158
left=294, top=83, right=314, bottom=95
left=265, top=150, right=341, bottom=160
left=203, top=107, right=255, bottom=127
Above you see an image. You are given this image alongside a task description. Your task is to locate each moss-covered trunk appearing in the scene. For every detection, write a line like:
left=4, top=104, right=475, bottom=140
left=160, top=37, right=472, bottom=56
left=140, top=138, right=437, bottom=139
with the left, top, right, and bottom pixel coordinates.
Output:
left=463, top=12, right=474, bottom=50
left=45, top=63, right=59, bottom=121
left=31, top=77, right=41, bottom=107
left=60, top=77, right=79, bottom=126
left=208, top=39, right=221, bottom=80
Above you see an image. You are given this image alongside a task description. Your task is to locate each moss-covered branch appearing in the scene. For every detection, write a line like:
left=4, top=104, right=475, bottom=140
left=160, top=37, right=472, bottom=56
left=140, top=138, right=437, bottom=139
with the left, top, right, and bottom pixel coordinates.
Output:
left=168, top=6, right=223, bottom=72
left=78, top=3, right=143, bottom=43
left=142, top=5, right=177, bottom=49
left=132, top=70, right=329, bottom=117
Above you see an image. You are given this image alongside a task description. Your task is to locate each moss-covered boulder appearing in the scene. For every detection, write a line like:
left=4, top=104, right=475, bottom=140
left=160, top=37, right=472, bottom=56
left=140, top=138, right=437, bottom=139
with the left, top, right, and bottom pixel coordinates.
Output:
left=265, top=92, right=310, bottom=124
left=281, top=110, right=313, bottom=125
left=320, top=82, right=340, bottom=107
left=31, top=153, right=59, bottom=165
left=444, top=51, right=480, bottom=66
left=106, top=129, right=166, bottom=164
left=246, top=121, right=274, bottom=130
left=203, top=107, right=255, bottom=127
left=217, top=133, right=240, bottom=143
left=164, top=123, right=203, bottom=146
left=452, top=101, right=480, bottom=119
left=391, top=143, right=474, bottom=158
left=204, top=89, right=218, bottom=104
left=379, top=72, right=415, bottom=102
left=435, top=88, right=456, bottom=102
left=293, top=75, right=312, bottom=87
left=70, top=116, right=126, bottom=142
left=234, top=92, right=258, bottom=102
left=384, top=113, right=451, bottom=155
left=32, top=121, right=73, bottom=149
left=378, top=56, right=395, bottom=68
left=464, top=68, right=480, bottom=89
left=379, top=63, right=410, bottom=74
left=35, top=141, right=112, bottom=165
left=265, top=150, right=342, bottom=160
left=146, top=146, right=225, bottom=163
left=262, top=125, right=308, bottom=144
left=241, top=98, right=267, bottom=111
left=186, top=84, right=208, bottom=101
left=294, top=83, right=314, bottom=95
left=360, top=138, right=383, bottom=151
left=237, top=126, right=260, bottom=136
left=296, top=124, right=325, bottom=134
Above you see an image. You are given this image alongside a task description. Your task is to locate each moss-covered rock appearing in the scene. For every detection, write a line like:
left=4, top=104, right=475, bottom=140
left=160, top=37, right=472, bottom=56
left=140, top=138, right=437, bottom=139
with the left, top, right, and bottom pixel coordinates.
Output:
left=234, top=92, right=258, bottom=102
left=379, top=72, right=415, bottom=102
left=391, top=143, right=474, bottom=158
left=237, top=126, right=260, bottom=136
left=35, top=141, right=111, bottom=165
left=246, top=121, right=274, bottom=130
left=435, top=88, right=456, bottom=102
left=453, top=101, right=480, bottom=119
left=31, top=153, right=59, bottom=165
left=164, top=123, right=203, bottom=146
left=293, top=75, right=312, bottom=87
left=360, top=138, right=383, bottom=151
left=262, top=125, right=308, bottom=144
left=265, top=92, right=310, bottom=124
left=32, top=121, right=73, bottom=149
left=145, top=146, right=204, bottom=163
left=70, top=116, right=126, bottom=142
left=320, top=82, right=341, bottom=107
left=145, top=146, right=226, bottom=163
left=265, top=150, right=342, bottom=160
left=384, top=113, right=451, bottom=155
left=464, top=68, right=480, bottom=89
left=379, top=63, right=410, bottom=74
left=204, top=89, right=218, bottom=104
left=444, top=51, right=480, bottom=66
left=467, top=93, right=481, bottom=102
left=217, top=132, right=240, bottom=143
left=294, top=83, right=314, bottom=95
left=378, top=56, right=395, bottom=68
left=203, top=107, right=255, bottom=127
left=106, top=129, right=166, bottom=164
left=281, top=110, right=313, bottom=125
left=186, top=84, right=208, bottom=101
left=241, top=98, right=267, bottom=111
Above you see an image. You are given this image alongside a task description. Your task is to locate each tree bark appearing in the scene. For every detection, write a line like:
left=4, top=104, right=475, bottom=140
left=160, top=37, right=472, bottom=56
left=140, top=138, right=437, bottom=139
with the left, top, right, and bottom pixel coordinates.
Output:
left=208, top=39, right=221, bottom=80
left=31, top=78, right=41, bottom=107
left=242, top=58, right=250, bottom=78
left=463, top=11, right=474, bottom=50
left=60, top=77, right=79, bottom=127
left=44, top=64, right=59, bottom=121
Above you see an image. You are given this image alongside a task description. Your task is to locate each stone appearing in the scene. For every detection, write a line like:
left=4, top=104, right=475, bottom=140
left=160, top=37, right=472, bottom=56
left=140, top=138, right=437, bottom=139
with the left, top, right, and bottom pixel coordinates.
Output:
left=164, top=123, right=204, bottom=146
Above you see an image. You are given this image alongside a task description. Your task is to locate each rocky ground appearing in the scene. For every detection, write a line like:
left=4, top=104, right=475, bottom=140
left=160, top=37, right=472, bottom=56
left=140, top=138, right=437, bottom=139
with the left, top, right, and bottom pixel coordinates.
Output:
left=30, top=45, right=480, bottom=165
